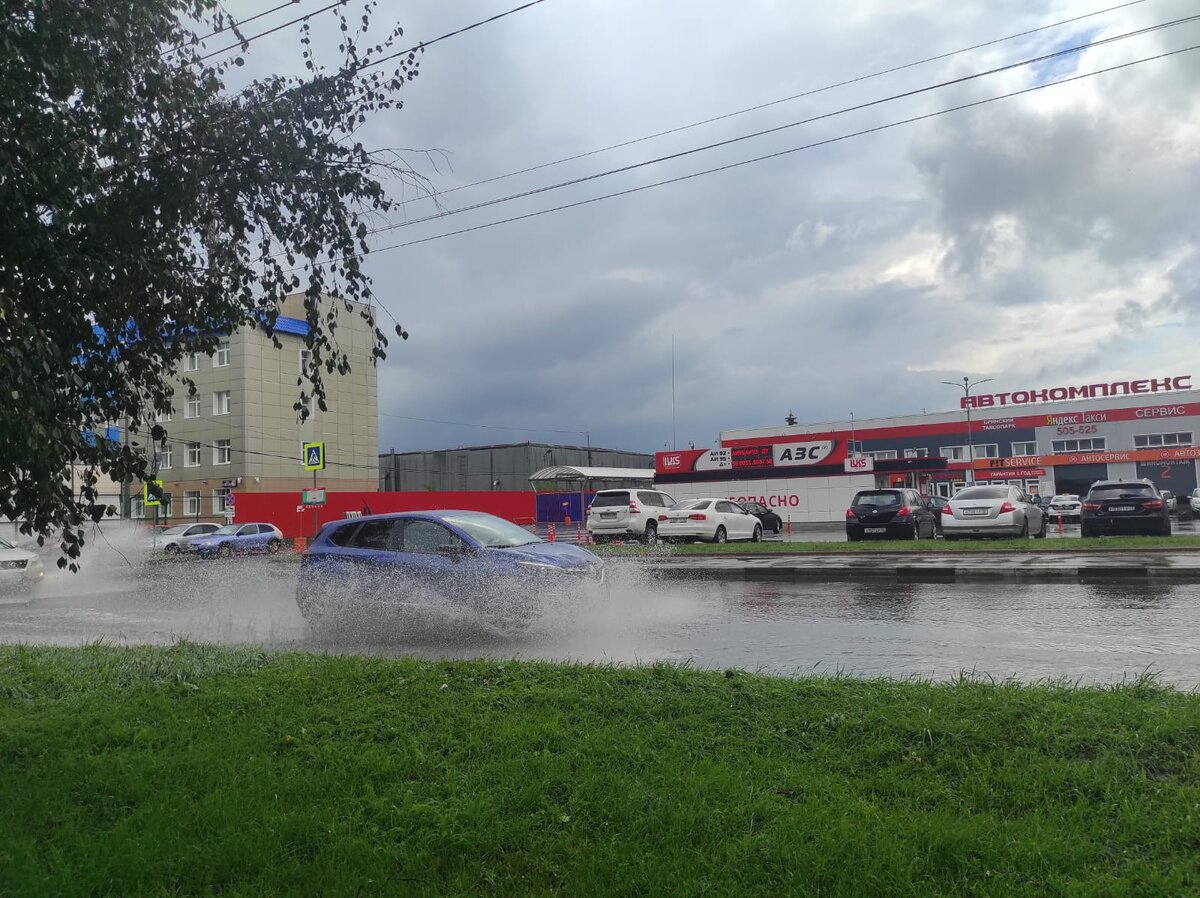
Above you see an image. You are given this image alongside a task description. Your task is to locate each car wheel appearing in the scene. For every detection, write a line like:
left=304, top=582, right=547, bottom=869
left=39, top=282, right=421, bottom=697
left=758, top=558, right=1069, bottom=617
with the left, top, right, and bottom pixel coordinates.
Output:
left=751, top=524, right=763, bottom=543
left=267, top=539, right=282, bottom=554
left=1020, top=518, right=1029, bottom=539
left=847, top=531, right=861, bottom=542
left=164, top=543, right=180, bottom=556
left=218, top=542, right=233, bottom=559
left=1035, top=516, right=1047, bottom=538
left=714, top=526, right=727, bottom=544
left=1161, top=520, right=1172, bottom=537
left=643, top=521, right=658, bottom=545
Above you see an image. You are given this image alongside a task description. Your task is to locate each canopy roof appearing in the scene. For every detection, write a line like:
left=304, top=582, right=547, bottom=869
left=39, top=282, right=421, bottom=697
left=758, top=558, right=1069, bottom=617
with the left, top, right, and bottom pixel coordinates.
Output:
left=529, top=465, right=655, bottom=485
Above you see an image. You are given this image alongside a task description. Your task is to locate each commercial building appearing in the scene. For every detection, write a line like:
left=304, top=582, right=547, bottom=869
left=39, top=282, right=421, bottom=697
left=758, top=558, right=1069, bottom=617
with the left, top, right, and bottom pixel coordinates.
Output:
left=379, top=442, right=653, bottom=493
left=655, top=376, right=1200, bottom=523
left=133, top=293, right=378, bottom=524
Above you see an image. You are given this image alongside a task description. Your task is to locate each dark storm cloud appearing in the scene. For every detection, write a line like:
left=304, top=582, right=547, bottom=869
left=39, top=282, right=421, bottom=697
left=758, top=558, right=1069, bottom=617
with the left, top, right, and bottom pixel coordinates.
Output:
left=224, top=0, right=1200, bottom=452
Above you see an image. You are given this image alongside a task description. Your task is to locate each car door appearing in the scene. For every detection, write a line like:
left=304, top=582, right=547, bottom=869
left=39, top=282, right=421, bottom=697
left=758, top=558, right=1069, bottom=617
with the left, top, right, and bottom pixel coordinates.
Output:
left=394, top=518, right=480, bottom=597
left=717, top=501, right=751, bottom=539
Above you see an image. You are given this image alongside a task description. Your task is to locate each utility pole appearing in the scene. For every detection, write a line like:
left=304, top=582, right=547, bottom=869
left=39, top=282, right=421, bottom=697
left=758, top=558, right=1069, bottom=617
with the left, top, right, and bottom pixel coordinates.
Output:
left=941, top=376, right=993, bottom=486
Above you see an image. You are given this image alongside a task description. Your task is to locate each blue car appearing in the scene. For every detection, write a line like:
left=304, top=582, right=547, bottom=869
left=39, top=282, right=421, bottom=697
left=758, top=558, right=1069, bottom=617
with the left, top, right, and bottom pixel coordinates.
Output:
left=188, top=522, right=285, bottom=558
left=295, top=510, right=605, bottom=625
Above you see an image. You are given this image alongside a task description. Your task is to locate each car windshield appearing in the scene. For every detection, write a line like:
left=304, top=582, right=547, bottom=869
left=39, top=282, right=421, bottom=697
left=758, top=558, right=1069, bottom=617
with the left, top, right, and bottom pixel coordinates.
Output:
left=954, top=487, right=1008, bottom=500
left=590, top=492, right=629, bottom=508
left=671, top=500, right=712, bottom=511
left=159, top=525, right=192, bottom=536
left=852, top=491, right=901, bottom=507
left=1089, top=485, right=1155, bottom=499
left=212, top=524, right=240, bottom=535
left=439, top=512, right=540, bottom=548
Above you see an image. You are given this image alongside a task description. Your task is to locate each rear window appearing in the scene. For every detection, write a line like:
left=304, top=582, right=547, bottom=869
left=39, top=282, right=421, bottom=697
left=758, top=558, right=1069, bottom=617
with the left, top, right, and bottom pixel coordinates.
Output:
left=954, top=487, right=1008, bottom=500
left=851, top=491, right=902, bottom=507
left=672, top=500, right=712, bottom=511
left=1088, top=484, right=1155, bottom=499
left=590, top=492, right=630, bottom=508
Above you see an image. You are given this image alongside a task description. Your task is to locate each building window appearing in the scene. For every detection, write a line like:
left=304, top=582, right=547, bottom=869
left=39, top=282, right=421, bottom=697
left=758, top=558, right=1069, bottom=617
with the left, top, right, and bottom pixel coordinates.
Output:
left=184, top=490, right=201, bottom=516
left=299, top=348, right=312, bottom=376
left=940, top=445, right=969, bottom=461
left=847, top=440, right=864, bottom=455
left=130, top=497, right=145, bottom=519
left=158, top=445, right=172, bottom=470
left=972, top=444, right=999, bottom=459
left=1011, top=441, right=1037, bottom=457
left=185, top=396, right=200, bottom=419
left=214, top=341, right=230, bottom=368
left=184, top=352, right=200, bottom=372
left=1133, top=432, right=1192, bottom=449
left=213, top=488, right=231, bottom=514
left=185, top=442, right=201, bottom=467
left=213, top=390, right=231, bottom=416
left=1051, top=438, right=1107, bottom=453
left=213, top=439, right=231, bottom=465
left=155, top=407, right=172, bottom=423
left=866, top=450, right=897, bottom=460
left=904, top=448, right=929, bottom=458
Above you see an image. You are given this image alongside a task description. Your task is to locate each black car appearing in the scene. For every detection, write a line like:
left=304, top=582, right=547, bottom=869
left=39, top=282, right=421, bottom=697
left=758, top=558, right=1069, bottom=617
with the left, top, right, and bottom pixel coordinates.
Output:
left=738, top=500, right=783, bottom=534
left=846, top=488, right=939, bottom=541
left=1080, top=480, right=1171, bottom=537
left=924, top=495, right=950, bottom=533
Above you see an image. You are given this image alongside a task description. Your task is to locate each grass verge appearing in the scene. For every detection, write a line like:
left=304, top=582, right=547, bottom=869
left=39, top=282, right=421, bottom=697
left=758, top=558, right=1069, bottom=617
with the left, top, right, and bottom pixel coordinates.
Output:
left=594, top=534, right=1200, bottom=556
left=1, top=643, right=1198, bottom=897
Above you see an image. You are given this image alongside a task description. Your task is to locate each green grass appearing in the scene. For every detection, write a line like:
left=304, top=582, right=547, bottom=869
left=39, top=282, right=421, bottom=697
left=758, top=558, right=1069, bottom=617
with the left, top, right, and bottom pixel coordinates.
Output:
left=1, top=644, right=1198, bottom=897
left=594, top=534, right=1200, bottom=556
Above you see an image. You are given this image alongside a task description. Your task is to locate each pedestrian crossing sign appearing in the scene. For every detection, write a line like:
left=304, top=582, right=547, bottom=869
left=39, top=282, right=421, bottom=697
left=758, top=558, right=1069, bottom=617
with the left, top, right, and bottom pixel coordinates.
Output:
left=303, top=441, right=325, bottom=471
left=143, top=479, right=164, bottom=506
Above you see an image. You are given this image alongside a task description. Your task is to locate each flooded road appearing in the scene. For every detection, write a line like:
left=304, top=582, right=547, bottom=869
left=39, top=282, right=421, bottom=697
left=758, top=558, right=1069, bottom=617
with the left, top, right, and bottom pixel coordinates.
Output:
left=2, top=558, right=1198, bottom=686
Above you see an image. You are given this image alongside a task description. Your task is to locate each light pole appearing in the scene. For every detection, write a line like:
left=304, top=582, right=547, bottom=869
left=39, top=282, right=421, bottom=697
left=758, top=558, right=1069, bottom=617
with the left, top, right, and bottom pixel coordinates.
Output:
left=941, top=376, right=992, bottom=485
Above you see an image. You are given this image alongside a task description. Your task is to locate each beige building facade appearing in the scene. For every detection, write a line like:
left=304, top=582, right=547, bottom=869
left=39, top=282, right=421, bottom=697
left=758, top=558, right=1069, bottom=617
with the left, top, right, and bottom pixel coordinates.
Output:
left=132, top=294, right=378, bottom=524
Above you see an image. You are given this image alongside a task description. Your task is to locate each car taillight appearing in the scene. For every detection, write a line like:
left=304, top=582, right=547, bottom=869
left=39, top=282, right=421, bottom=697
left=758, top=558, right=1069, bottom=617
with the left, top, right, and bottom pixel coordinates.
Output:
left=629, top=501, right=640, bottom=514
left=1143, top=499, right=1164, bottom=509
left=942, top=505, right=953, bottom=515
left=658, top=514, right=668, bottom=521
left=845, top=508, right=857, bottom=519
left=688, top=513, right=707, bottom=521
left=895, top=505, right=912, bottom=517
left=999, top=501, right=1015, bottom=513
left=1082, top=501, right=1101, bottom=510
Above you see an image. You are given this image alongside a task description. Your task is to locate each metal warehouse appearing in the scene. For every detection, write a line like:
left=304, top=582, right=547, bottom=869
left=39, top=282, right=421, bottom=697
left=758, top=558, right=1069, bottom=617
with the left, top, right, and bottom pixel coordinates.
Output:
left=655, top=376, right=1199, bottom=523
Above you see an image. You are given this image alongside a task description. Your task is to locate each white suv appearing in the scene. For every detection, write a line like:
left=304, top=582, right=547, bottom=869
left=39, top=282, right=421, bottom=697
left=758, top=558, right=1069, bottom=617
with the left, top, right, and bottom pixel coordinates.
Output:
left=587, top=488, right=676, bottom=544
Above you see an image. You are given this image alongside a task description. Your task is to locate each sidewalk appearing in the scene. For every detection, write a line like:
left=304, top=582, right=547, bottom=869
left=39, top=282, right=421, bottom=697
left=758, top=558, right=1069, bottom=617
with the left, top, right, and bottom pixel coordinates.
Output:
left=642, top=551, right=1200, bottom=583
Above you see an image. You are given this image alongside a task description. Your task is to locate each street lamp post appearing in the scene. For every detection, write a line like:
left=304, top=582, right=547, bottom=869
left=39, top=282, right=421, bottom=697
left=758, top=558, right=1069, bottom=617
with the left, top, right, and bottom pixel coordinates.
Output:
left=941, top=376, right=993, bottom=485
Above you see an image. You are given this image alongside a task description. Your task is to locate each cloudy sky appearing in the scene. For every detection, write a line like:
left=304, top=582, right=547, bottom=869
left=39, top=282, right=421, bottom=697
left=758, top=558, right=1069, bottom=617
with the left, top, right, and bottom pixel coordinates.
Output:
left=227, top=0, right=1200, bottom=454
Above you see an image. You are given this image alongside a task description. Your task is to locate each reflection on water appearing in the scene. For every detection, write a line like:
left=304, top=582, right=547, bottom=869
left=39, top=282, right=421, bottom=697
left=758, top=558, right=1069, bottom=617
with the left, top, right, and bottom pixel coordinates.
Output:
left=1, top=559, right=1198, bottom=686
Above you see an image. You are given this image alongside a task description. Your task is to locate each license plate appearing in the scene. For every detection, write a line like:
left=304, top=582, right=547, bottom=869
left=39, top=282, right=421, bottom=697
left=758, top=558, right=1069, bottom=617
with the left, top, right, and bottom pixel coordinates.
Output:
left=669, top=517, right=685, bottom=524
left=1108, top=505, right=1134, bottom=512
left=864, top=527, right=887, bottom=533
left=600, top=512, right=617, bottom=519
left=963, top=508, right=989, bottom=516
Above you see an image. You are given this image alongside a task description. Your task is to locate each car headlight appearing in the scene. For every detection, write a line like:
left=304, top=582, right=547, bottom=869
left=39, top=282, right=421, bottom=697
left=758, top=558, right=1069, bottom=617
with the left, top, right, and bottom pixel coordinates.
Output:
left=515, top=561, right=567, bottom=574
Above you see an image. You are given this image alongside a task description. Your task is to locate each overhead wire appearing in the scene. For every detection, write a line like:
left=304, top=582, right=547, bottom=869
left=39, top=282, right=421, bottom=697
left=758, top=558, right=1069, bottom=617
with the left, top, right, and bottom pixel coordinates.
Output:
left=383, top=0, right=1152, bottom=208
left=161, top=0, right=306, bottom=57
left=341, top=13, right=1200, bottom=247
left=318, top=41, right=1200, bottom=258
left=196, top=0, right=348, bottom=63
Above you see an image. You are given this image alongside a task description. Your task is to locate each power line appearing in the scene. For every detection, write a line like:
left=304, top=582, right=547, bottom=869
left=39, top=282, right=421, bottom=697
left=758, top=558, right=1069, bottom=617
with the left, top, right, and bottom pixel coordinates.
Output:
left=335, top=42, right=1200, bottom=257
left=161, top=0, right=306, bottom=57
left=384, top=0, right=1151, bottom=209
left=343, top=14, right=1199, bottom=246
left=196, top=0, right=347, bottom=63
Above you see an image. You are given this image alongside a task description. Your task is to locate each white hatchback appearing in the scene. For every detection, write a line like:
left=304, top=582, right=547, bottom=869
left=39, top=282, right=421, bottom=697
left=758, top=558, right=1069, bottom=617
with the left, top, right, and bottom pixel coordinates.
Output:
left=658, top=499, right=763, bottom=544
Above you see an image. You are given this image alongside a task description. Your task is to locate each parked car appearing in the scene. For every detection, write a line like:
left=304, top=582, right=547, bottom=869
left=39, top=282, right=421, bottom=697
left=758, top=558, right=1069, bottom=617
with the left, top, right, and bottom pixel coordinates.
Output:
left=295, top=510, right=605, bottom=625
left=1161, top=490, right=1177, bottom=514
left=845, top=489, right=939, bottom=541
left=1190, top=488, right=1200, bottom=515
left=0, top=536, right=44, bottom=594
left=1044, top=494, right=1082, bottom=524
left=188, top=522, right=284, bottom=558
left=145, top=522, right=221, bottom=555
left=586, top=489, right=675, bottom=544
left=737, top=500, right=783, bottom=534
left=923, top=495, right=950, bottom=534
left=1080, top=480, right=1171, bottom=537
left=941, top=485, right=1046, bottom=540
left=658, top=498, right=763, bottom=544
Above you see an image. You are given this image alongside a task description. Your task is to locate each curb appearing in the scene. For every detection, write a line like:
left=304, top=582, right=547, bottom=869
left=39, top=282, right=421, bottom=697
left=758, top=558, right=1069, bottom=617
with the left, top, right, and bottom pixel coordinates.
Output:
left=645, top=564, right=1200, bottom=583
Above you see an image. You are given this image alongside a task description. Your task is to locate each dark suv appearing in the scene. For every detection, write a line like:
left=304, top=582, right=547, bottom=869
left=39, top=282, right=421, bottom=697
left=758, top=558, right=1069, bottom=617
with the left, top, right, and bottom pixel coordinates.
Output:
left=1080, top=480, right=1171, bottom=537
left=846, top=489, right=939, bottom=541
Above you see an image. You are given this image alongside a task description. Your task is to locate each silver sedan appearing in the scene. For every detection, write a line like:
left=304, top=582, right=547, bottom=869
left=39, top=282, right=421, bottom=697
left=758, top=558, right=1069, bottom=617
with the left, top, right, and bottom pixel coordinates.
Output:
left=942, top=485, right=1047, bottom=540
left=0, top=536, right=45, bottom=594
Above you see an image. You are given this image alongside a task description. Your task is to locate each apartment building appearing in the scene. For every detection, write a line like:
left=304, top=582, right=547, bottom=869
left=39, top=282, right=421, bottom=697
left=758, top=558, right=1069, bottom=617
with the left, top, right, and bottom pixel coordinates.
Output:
left=131, top=293, right=378, bottom=524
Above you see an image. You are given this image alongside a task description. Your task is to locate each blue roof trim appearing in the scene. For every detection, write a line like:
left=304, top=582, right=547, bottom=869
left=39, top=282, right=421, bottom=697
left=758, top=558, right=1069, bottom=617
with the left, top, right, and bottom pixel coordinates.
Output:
left=272, top=316, right=310, bottom=337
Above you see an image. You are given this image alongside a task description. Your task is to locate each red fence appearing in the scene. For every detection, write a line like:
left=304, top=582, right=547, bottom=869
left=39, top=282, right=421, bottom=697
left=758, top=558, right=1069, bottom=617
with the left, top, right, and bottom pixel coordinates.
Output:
left=232, top=491, right=537, bottom=539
